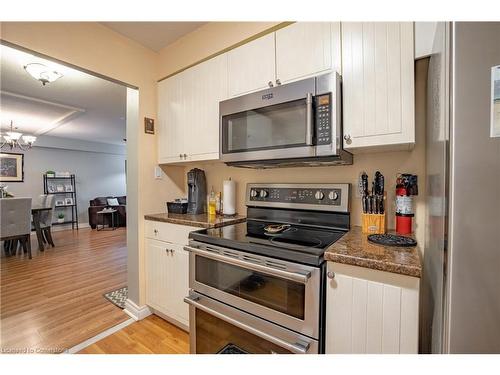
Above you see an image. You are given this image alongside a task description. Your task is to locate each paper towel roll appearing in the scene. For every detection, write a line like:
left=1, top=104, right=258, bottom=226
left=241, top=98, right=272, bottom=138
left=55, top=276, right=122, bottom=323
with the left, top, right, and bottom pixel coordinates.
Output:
left=223, top=178, right=236, bottom=215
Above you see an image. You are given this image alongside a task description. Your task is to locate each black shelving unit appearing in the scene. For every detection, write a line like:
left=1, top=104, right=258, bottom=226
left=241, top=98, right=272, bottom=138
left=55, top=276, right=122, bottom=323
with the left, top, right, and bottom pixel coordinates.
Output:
left=43, top=174, right=79, bottom=230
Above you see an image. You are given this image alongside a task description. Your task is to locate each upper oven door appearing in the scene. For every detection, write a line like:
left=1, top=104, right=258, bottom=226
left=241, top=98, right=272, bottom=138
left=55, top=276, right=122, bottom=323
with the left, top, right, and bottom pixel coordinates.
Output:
left=185, top=241, right=321, bottom=339
left=220, top=76, right=317, bottom=163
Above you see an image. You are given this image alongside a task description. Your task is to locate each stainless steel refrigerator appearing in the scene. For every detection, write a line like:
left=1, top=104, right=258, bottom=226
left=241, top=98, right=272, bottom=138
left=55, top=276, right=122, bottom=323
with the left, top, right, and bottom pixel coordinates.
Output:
left=422, top=22, right=500, bottom=353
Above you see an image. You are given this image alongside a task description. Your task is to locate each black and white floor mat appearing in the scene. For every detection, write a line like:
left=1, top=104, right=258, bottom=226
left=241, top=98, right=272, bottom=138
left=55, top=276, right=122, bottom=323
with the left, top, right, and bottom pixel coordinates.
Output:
left=103, top=286, right=128, bottom=309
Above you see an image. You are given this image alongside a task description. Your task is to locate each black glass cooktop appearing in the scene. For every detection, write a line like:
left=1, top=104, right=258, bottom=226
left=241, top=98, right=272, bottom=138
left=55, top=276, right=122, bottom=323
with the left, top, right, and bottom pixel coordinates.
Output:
left=189, top=220, right=347, bottom=266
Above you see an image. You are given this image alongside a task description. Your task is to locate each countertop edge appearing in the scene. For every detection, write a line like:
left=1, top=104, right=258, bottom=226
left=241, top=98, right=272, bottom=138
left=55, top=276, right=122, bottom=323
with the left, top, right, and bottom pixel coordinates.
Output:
left=324, top=253, right=422, bottom=278
left=144, top=214, right=246, bottom=229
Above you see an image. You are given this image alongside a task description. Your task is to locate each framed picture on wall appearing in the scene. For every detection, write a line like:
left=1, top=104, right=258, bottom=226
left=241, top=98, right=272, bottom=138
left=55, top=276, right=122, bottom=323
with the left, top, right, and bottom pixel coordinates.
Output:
left=0, top=152, right=24, bottom=182
left=64, top=184, right=73, bottom=192
left=144, top=117, right=154, bottom=134
left=48, top=185, right=56, bottom=193
left=56, top=185, right=64, bottom=192
left=55, top=199, right=65, bottom=207
left=65, top=197, right=74, bottom=206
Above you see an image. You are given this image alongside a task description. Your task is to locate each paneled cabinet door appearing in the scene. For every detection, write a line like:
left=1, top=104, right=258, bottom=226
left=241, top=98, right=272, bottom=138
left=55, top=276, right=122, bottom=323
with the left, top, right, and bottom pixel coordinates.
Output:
left=341, top=22, right=415, bottom=151
left=275, top=22, right=341, bottom=84
left=145, top=238, right=172, bottom=314
left=185, top=53, right=228, bottom=160
left=157, top=73, right=186, bottom=163
left=170, top=243, right=190, bottom=326
left=325, top=262, right=419, bottom=354
left=227, top=33, right=276, bottom=97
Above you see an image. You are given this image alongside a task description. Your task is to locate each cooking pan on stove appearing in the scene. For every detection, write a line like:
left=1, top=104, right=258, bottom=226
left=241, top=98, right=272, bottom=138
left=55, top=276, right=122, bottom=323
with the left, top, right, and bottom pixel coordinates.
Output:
left=264, top=224, right=291, bottom=235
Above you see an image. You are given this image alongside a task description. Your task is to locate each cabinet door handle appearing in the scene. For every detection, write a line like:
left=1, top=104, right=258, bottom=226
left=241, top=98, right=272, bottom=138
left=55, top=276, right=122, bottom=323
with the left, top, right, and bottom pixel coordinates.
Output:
left=275, top=79, right=281, bottom=86
left=179, top=154, right=183, bottom=159
left=343, top=134, right=352, bottom=145
left=183, top=153, right=187, bottom=159
left=327, top=271, right=335, bottom=279
left=153, top=229, right=158, bottom=235
left=268, top=81, right=274, bottom=88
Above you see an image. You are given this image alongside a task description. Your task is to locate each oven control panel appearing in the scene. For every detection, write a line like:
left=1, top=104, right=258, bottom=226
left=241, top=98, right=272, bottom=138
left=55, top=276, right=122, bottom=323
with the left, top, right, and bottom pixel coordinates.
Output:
left=246, top=183, right=350, bottom=213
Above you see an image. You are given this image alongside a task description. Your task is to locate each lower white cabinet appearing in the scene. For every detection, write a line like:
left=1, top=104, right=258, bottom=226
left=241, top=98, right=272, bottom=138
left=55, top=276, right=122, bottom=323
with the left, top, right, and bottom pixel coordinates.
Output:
left=145, top=221, right=196, bottom=328
left=325, top=262, right=419, bottom=354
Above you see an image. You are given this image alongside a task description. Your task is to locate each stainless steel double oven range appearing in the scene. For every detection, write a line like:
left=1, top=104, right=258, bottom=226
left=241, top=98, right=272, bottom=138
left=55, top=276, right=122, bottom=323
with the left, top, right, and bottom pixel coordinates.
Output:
left=184, top=183, right=350, bottom=354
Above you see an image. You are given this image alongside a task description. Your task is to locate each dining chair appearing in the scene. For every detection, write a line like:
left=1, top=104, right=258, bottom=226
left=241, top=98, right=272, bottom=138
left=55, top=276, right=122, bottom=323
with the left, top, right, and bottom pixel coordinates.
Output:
left=40, top=194, right=56, bottom=247
left=0, top=197, right=33, bottom=259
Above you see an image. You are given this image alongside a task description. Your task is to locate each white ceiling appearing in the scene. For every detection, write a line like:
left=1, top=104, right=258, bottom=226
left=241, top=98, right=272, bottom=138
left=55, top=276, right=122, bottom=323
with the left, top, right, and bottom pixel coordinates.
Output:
left=0, top=44, right=127, bottom=145
left=100, top=22, right=206, bottom=52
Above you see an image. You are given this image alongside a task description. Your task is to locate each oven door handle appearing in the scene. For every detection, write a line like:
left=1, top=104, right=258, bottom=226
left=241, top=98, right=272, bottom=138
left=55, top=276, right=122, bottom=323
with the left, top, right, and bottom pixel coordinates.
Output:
left=184, top=245, right=311, bottom=284
left=305, top=92, right=314, bottom=146
left=184, top=294, right=311, bottom=354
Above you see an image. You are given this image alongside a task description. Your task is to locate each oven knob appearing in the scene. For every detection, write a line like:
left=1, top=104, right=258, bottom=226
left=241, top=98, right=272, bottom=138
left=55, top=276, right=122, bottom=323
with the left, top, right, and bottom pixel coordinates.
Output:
left=328, top=191, right=339, bottom=201
left=314, top=191, right=324, bottom=200
left=250, top=189, right=258, bottom=198
left=259, top=190, right=268, bottom=198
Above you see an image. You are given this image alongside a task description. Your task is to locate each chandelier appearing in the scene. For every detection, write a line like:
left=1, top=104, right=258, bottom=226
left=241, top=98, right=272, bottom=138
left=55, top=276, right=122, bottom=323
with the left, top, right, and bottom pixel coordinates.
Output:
left=0, top=121, right=37, bottom=150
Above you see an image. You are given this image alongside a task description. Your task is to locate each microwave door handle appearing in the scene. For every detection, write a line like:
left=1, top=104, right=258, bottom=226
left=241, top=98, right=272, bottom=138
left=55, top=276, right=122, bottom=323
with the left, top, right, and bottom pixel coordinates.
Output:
left=184, top=245, right=311, bottom=284
left=305, top=93, right=314, bottom=146
left=184, top=293, right=311, bottom=354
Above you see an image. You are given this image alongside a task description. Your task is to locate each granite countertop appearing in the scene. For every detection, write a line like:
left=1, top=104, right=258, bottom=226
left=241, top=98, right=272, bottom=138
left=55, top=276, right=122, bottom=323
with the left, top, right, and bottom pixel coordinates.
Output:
left=325, top=226, right=422, bottom=278
left=144, top=212, right=246, bottom=229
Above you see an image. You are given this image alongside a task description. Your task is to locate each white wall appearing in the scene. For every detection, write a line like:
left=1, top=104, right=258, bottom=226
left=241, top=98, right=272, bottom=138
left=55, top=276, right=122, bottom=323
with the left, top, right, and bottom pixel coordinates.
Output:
left=6, top=136, right=126, bottom=226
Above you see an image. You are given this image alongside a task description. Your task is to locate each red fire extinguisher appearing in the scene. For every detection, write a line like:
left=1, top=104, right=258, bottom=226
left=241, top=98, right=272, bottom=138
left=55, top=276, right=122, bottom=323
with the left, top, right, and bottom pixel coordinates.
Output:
left=395, top=174, right=418, bottom=235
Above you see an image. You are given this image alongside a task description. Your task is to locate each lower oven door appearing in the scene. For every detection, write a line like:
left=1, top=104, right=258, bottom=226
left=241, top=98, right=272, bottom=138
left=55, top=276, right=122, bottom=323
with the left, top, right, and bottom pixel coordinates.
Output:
left=185, top=291, right=318, bottom=354
left=185, top=242, right=321, bottom=339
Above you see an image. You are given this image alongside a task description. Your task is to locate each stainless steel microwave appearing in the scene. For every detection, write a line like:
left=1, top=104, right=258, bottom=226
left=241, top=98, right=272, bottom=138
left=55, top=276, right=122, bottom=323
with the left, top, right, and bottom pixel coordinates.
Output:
left=219, top=72, right=352, bottom=168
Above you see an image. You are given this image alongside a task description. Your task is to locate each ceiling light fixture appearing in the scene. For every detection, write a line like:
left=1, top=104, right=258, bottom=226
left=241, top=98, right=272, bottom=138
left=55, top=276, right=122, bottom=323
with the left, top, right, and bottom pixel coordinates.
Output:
left=24, top=63, right=63, bottom=86
left=1, top=121, right=37, bottom=150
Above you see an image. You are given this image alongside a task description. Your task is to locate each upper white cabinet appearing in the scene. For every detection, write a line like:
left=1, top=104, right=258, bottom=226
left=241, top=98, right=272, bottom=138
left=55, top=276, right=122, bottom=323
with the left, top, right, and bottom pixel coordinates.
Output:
left=341, top=22, right=415, bottom=152
left=158, top=22, right=417, bottom=163
left=275, top=22, right=341, bottom=84
left=227, top=22, right=341, bottom=98
left=158, top=72, right=185, bottom=162
left=325, top=262, right=419, bottom=354
left=227, top=33, right=276, bottom=97
left=157, top=53, right=227, bottom=164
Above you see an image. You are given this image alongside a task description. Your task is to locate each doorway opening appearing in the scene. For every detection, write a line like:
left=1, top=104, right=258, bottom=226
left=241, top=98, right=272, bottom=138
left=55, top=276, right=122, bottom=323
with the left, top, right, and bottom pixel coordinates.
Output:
left=0, top=41, right=138, bottom=353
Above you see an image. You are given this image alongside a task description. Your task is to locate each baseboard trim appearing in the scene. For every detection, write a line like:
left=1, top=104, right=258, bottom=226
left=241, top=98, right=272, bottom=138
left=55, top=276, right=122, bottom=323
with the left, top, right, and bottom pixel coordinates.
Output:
left=124, top=299, right=152, bottom=321
left=66, top=317, right=134, bottom=354
left=51, top=222, right=90, bottom=232
left=149, top=307, right=188, bottom=332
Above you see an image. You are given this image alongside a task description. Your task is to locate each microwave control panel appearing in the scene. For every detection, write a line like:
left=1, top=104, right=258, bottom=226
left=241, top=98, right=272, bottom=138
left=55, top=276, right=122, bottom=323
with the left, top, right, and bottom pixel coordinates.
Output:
left=315, top=94, right=331, bottom=145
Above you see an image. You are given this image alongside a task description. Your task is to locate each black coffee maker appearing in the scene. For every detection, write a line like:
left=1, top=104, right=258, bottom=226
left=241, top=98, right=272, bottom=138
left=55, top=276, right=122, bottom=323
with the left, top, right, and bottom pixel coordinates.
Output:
left=187, top=168, right=207, bottom=214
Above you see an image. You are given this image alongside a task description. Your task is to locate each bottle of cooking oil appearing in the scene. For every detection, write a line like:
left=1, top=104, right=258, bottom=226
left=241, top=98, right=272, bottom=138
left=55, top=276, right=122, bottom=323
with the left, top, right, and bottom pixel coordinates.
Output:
left=208, top=186, right=216, bottom=216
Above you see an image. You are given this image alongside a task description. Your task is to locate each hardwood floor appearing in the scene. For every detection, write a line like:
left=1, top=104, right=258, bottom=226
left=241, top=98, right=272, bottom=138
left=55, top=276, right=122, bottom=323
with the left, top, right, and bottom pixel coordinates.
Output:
left=78, top=315, right=189, bottom=354
left=0, top=227, right=129, bottom=353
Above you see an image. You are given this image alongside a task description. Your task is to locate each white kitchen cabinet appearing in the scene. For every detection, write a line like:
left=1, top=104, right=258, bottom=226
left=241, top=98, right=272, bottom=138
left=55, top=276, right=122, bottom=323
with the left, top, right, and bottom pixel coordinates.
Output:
left=275, top=22, right=341, bottom=84
left=157, top=73, right=185, bottom=163
left=170, top=242, right=190, bottom=325
left=157, top=54, right=227, bottom=164
left=145, top=238, right=171, bottom=314
left=341, top=22, right=415, bottom=151
left=325, top=262, right=419, bottom=354
left=145, top=221, right=197, bottom=328
left=227, top=33, right=276, bottom=97
left=185, top=54, right=228, bottom=161
left=228, top=23, right=342, bottom=98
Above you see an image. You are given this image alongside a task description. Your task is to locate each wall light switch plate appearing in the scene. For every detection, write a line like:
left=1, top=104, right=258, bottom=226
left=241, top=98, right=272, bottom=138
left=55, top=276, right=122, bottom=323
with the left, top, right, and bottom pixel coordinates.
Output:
left=154, top=166, right=163, bottom=180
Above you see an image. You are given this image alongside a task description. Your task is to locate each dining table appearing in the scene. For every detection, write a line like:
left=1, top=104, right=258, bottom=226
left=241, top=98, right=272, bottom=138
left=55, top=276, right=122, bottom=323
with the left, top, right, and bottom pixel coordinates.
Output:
left=31, top=205, right=52, bottom=251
